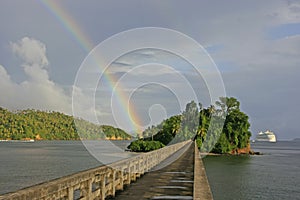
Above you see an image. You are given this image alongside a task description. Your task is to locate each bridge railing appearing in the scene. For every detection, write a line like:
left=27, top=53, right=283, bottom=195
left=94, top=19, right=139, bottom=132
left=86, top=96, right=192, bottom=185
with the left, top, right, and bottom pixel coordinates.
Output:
left=0, top=140, right=191, bottom=200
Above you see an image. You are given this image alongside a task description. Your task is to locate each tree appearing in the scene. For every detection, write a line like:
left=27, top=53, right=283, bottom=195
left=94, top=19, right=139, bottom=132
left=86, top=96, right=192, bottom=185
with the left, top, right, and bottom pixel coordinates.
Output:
left=178, top=101, right=199, bottom=140
left=152, top=115, right=181, bottom=145
left=0, top=107, right=131, bottom=140
left=211, top=98, right=251, bottom=153
left=216, top=97, right=240, bottom=114
left=128, top=97, right=252, bottom=154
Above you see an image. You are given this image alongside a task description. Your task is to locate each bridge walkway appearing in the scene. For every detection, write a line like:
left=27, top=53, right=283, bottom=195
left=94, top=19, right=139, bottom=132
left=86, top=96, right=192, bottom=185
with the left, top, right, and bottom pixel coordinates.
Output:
left=110, top=142, right=195, bottom=200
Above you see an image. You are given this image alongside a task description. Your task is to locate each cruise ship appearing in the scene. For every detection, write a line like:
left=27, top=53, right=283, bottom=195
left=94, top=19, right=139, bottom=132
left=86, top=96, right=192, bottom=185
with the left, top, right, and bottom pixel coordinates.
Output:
left=255, top=130, right=277, bottom=142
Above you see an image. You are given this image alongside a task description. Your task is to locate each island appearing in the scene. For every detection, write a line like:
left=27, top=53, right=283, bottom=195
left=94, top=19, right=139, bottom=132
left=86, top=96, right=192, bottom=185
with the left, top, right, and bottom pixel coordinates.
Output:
left=128, top=97, right=255, bottom=155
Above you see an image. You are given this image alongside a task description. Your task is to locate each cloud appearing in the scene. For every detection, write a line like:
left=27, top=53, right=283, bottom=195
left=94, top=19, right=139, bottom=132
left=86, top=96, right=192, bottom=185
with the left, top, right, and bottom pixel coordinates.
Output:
left=0, top=65, right=16, bottom=101
left=112, top=61, right=132, bottom=67
left=157, top=0, right=300, bottom=139
left=1, top=1, right=300, bottom=138
left=272, top=0, right=300, bottom=24
left=0, top=37, right=71, bottom=114
left=0, top=65, right=12, bottom=83
left=11, top=37, right=49, bottom=67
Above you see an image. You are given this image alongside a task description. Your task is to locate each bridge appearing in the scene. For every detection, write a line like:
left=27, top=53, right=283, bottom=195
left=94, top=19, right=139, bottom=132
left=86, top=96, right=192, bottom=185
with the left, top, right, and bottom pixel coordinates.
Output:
left=0, top=140, right=213, bottom=200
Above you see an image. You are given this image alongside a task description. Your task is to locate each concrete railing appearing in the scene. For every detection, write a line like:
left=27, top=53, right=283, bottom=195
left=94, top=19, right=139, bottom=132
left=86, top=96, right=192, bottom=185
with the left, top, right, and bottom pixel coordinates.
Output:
left=0, top=140, right=191, bottom=200
left=193, top=141, right=213, bottom=200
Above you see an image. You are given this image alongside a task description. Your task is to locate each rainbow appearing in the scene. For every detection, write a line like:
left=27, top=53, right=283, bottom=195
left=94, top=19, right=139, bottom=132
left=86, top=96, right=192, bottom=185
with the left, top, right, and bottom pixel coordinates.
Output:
left=40, top=0, right=142, bottom=134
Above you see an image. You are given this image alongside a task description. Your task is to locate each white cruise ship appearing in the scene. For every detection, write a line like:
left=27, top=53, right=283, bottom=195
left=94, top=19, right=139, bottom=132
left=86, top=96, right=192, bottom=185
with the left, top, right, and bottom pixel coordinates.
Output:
left=255, top=130, right=277, bottom=142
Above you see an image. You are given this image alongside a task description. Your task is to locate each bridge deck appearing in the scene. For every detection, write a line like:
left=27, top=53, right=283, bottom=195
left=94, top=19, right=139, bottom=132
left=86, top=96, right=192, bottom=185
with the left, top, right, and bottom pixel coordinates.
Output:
left=110, top=142, right=195, bottom=200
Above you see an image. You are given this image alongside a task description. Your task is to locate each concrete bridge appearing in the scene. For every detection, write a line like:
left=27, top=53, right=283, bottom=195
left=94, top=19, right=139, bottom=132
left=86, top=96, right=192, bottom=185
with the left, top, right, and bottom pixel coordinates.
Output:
left=0, top=140, right=213, bottom=200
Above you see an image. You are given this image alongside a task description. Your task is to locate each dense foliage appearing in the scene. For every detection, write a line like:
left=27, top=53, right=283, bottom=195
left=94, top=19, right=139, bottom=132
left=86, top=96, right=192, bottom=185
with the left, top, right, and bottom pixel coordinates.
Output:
left=199, top=97, right=251, bottom=154
left=129, top=97, right=252, bottom=154
left=0, top=107, right=131, bottom=140
left=142, top=115, right=181, bottom=145
left=127, top=140, right=165, bottom=152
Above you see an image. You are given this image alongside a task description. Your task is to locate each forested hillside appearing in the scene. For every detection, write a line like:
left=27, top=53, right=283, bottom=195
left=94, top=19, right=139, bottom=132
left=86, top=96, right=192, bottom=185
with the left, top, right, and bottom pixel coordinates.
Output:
left=0, top=107, right=131, bottom=140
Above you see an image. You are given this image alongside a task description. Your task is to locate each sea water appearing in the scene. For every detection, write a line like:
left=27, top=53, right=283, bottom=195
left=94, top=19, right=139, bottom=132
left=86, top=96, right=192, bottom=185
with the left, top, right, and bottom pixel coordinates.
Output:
left=203, top=141, right=300, bottom=200
left=0, top=140, right=133, bottom=194
left=0, top=140, right=299, bottom=199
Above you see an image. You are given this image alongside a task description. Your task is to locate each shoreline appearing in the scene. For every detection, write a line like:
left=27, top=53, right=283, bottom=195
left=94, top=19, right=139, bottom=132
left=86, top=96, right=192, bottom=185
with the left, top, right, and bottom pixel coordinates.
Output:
left=0, top=138, right=132, bottom=142
left=200, top=150, right=262, bottom=156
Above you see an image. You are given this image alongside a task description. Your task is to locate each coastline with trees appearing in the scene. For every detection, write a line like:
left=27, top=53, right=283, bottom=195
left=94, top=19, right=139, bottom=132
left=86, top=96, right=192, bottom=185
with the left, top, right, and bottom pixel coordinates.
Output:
left=0, top=96, right=255, bottom=155
left=0, top=107, right=131, bottom=141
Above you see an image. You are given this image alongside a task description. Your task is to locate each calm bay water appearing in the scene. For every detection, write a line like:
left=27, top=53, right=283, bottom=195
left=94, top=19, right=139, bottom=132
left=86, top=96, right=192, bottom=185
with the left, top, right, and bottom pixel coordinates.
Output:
left=0, top=140, right=133, bottom=195
left=1, top=140, right=299, bottom=199
left=203, top=141, right=300, bottom=200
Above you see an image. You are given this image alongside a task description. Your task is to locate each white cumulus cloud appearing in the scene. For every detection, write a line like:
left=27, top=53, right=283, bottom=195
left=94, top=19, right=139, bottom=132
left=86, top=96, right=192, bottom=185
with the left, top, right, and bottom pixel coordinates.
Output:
left=0, top=37, right=71, bottom=114
left=11, top=37, right=49, bottom=67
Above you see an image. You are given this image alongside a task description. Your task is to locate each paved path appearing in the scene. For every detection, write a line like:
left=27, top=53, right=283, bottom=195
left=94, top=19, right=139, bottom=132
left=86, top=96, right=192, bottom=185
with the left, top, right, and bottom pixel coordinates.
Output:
left=110, top=142, right=194, bottom=200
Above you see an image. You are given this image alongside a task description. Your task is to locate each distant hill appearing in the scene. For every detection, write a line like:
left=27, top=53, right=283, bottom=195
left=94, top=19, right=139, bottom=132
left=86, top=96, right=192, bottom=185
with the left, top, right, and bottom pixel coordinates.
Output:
left=0, top=107, right=131, bottom=140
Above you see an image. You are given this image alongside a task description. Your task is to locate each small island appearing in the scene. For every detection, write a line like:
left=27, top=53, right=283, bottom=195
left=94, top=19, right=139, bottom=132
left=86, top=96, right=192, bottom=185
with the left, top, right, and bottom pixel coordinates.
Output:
left=128, top=97, right=255, bottom=155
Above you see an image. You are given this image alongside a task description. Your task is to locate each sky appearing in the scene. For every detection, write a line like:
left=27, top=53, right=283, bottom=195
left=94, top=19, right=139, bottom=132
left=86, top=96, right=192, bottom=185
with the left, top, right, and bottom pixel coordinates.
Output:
left=0, top=0, right=300, bottom=140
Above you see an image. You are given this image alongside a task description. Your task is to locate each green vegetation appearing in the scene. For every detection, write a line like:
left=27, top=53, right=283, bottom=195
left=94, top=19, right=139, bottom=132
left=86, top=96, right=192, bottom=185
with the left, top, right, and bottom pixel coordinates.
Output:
left=0, top=107, right=131, bottom=140
left=142, top=115, right=181, bottom=145
left=199, top=97, right=251, bottom=154
left=128, top=97, right=252, bottom=154
left=127, top=140, right=165, bottom=152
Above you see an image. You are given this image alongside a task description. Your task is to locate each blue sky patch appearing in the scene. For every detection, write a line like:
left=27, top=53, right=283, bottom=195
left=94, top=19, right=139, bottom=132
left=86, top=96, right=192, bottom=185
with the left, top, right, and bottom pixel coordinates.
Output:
left=269, top=23, right=300, bottom=39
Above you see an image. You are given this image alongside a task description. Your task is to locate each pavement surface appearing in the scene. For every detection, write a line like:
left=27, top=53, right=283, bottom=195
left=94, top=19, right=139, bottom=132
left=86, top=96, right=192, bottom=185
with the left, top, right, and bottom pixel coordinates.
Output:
left=110, top=142, right=194, bottom=200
